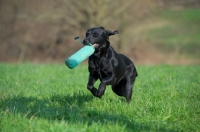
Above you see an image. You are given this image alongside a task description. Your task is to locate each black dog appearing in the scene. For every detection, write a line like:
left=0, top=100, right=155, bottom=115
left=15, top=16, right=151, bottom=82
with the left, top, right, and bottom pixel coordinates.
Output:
left=83, top=27, right=138, bottom=102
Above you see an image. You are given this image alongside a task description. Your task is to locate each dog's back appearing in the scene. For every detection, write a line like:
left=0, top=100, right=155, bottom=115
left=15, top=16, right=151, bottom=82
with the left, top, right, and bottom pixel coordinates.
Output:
left=118, top=54, right=138, bottom=77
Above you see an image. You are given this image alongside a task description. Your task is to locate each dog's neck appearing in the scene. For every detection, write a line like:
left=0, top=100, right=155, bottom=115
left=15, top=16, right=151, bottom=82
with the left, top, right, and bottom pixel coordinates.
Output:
left=93, top=41, right=110, bottom=58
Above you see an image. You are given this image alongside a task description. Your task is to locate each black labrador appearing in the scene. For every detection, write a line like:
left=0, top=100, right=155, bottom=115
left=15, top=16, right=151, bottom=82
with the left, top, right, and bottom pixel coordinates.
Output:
left=83, top=27, right=138, bottom=102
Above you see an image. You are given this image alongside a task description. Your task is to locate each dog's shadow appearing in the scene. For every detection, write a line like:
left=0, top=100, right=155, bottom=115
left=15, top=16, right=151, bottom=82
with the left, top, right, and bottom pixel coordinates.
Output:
left=1, top=93, right=175, bottom=131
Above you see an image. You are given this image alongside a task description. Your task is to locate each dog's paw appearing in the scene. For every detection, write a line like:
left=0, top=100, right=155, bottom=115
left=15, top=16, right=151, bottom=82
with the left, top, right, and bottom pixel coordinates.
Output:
left=97, top=89, right=105, bottom=98
left=90, top=88, right=98, bottom=96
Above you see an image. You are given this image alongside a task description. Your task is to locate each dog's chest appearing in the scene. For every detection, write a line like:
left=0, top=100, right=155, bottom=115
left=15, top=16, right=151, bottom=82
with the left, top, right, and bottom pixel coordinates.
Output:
left=94, top=60, right=110, bottom=78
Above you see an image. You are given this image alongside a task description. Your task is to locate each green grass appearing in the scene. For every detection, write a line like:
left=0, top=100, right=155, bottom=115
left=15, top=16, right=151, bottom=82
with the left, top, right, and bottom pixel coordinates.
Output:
left=0, top=63, right=200, bottom=131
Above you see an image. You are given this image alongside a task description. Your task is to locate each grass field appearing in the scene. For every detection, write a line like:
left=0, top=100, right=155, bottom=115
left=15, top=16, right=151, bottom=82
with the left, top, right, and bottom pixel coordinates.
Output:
left=0, top=63, right=200, bottom=131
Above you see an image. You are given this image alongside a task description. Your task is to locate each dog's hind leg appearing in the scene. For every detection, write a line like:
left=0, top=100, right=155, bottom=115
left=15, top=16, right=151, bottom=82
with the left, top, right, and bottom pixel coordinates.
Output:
left=112, top=79, right=126, bottom=97
left=124, top=78, right=134, bottom=103
left=112, top=78, right=134, bottom=103
left=123, top=63, right=138, bottom=102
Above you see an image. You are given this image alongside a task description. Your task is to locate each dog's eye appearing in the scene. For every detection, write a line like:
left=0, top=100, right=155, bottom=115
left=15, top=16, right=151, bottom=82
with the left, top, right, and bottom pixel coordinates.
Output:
left=93, top=33, right=99, bottom=38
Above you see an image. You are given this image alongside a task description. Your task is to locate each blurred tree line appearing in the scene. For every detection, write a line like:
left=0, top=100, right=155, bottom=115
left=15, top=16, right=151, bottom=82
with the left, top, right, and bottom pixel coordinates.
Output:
left=0, top=0, right=199, bottom=63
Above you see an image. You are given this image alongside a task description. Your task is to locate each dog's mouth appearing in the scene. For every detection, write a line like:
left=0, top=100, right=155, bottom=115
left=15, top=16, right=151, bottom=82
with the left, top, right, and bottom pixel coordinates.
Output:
left=92, top=43, right=99, bottom=48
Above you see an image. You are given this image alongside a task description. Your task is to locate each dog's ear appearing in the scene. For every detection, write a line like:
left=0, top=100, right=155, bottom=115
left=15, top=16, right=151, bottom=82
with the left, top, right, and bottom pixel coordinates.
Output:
left=99, top=26, right=105, bottom=30
left=106, top=30, right=119, bottom=36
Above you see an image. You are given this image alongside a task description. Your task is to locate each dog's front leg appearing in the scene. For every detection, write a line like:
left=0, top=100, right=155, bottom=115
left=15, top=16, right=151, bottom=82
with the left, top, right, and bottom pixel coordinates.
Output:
left=96, top=82, right=106, bottom=98
left=97, top=75, right=116, bottom=97
left=87, top=74, right=98, bottom=97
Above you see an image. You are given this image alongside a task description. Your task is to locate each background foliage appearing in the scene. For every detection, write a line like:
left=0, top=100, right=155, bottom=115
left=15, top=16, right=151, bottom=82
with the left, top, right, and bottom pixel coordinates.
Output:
left=0, top=0, right=200, bottom=64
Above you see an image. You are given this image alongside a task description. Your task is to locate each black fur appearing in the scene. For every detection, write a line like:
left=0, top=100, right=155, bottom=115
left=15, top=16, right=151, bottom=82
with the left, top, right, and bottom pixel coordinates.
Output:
left=83, top=27, right=138, bottom=102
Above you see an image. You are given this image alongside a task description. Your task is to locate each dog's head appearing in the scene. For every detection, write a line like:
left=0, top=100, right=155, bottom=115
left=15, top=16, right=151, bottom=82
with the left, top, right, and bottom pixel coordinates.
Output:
left=83, top=27, right=118, bottom=51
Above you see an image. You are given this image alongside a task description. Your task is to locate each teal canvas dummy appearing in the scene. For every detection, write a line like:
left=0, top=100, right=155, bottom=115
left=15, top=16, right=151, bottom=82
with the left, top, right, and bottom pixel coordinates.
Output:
left=65, top=37, right=95, bottom=69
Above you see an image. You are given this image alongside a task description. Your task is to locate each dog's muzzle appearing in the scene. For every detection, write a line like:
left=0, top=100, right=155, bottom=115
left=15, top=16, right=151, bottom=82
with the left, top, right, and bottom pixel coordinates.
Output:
left=83, top=39, right=99, bottom=48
